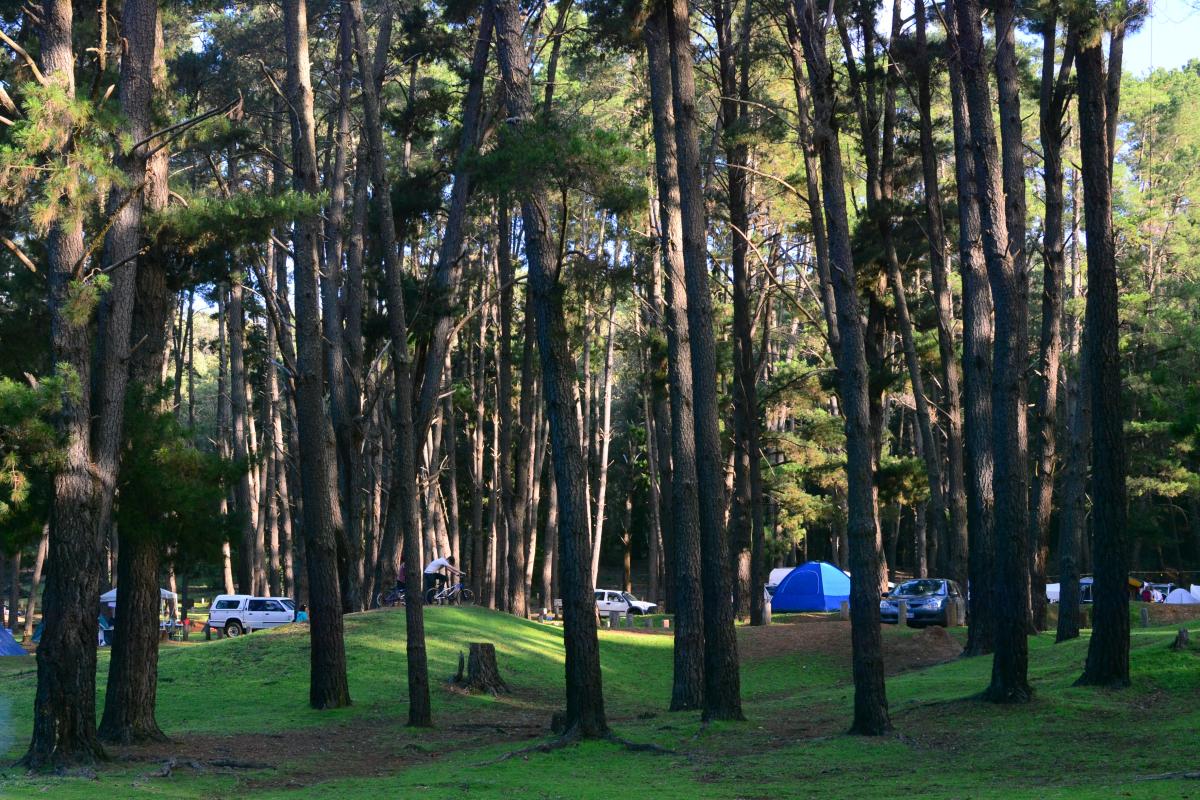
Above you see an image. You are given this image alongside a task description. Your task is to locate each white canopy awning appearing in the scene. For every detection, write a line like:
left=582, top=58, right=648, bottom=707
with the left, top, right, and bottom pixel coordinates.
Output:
left=99, top=587, right=178, bottom=603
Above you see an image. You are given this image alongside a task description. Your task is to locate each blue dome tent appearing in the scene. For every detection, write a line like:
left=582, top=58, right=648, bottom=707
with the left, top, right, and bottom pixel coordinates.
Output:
left=0, top=626, right=26, bottom=656
left=769, top=561, right=851, bottom=612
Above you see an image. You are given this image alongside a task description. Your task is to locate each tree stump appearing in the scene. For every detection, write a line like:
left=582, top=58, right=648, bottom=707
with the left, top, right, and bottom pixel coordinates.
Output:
left=1171, top=628, right=1190, bottom=652
left=452, top=643, right=509, bottom=695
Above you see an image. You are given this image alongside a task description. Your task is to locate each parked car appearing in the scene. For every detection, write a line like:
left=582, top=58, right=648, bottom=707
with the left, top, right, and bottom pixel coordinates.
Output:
left=207, top=595, right=296, bottom=637
left=880, top=579, right=963, bottom=627
left=594, top=589, right=657, bottom=616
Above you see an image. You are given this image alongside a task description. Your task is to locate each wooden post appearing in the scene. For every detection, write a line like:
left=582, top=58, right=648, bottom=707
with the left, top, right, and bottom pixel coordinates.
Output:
left=763, top=600, right=772, bottom=625
left=609, top=610, right=620, bottom=629
left=839, top=600, right=850, bottom=620
left=898, top=600, right=909, bottom=627
left=1140, top=606, right=1151, bottom=628
left=663, top=618, right=671, bottom=629
left=945, top=599, right=959, bottom=627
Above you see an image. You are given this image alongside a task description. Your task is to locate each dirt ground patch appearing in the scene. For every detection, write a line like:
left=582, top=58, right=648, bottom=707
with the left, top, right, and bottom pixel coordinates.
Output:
left=107, top=697, right=551, bottom=789
left=1144, top=603, right=1200, bottom=625
left=739, top=617, right=962, bottom=674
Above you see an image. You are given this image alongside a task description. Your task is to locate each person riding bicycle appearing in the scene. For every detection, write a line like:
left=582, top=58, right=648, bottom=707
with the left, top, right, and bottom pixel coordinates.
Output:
left=423, top=555, right=463, bottom=598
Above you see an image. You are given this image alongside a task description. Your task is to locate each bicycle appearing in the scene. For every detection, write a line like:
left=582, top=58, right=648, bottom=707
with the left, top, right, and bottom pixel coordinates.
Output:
left=425, top=576, right=474, bottom=606
left=375, top=586, right=406, bottom=608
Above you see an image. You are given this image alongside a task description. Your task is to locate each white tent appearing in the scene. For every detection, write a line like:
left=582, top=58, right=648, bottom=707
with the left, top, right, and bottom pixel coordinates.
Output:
left=1164, top=588, right=1200, bottom=605
left=764, top=567, right=795, bottom=602
left=99, top=587, right=178, bottom=603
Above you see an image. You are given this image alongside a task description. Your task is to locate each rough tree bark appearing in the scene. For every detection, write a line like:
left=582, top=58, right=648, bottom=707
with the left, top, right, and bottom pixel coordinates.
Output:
left=323, top=4, right=364, bottom=613
left=1030, top=11, right=1075, bottom=633
left=914, top=0, right=967, bottom=588
left=348, top=0, right=431, bottom=725
left=285, top=0, right=351, bottom=710
left=1075, top=18, right=1129, bottom=688
left=99, top=4, right=171, bottom=745
left=715, top=0, right=765, bottom=626
left=794, top=0, right=890, bottom=735
left=944, top=0, right=995, bottom=658
left=490, top=0, right=608, bottom=737
left=23, top=0, right=106, bottom=768
left=669, top=0, right=742, bottom=722
left=644, top=2, right=705, bottom=712
left=955, top=0, right=1031, bottom=702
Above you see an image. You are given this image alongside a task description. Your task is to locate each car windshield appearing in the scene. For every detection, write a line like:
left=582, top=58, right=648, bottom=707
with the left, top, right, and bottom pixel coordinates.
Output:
left=621, top=592, right=640, bottom=603
left=894, top=580, right=944, bottom=597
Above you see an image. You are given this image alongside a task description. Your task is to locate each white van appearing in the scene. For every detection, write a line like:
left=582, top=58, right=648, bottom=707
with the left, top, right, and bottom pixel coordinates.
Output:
left=207, top=595, right=296, bottom=637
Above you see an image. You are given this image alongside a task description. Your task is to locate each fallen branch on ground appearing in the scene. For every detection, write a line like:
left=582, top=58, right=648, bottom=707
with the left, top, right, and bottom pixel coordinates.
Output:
left=1135, top=770, right=1200, bottom=782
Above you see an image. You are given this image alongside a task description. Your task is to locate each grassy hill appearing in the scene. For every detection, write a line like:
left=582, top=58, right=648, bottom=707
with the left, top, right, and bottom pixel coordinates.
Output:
left=0, top=606, right=1198, bottom=798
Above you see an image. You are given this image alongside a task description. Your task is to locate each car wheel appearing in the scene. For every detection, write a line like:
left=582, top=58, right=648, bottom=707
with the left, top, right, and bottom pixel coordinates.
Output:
left=225, top=621, right=244, bottom=638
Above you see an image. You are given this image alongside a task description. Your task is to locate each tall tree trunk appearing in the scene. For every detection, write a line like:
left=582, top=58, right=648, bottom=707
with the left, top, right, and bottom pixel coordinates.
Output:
left=499, top=199, right=526, bottom=617
left=1056, top=149, right=1087, bottom=644
left=285, top=0, right=351, bottom=710
left=954, top=0, right=1031, bottom=702
left=914, top=0, right=966, bottom=588
left=1030, top=13, right=1074, bottom=634
left=994, top=0, right=1034, bottom=634
left=490, top=0, right=608, bottom=737
left=348, top=0, right=430, bottom=725
left=22, top=525, right=48, bottom=641
left=716, top=0, right=765, bottom=626
left=945, top=1, right=995, bottom=658
left=589, top=296, right=618, bottom=586
left=1075, top=19, right=1129, bottom=688
left=324, top=4, right=364, bottom=613
left=644, top=5, right=704, bottom=712
left=795, top=0, right=890, bottom=735
left=411, top=7, right=494, bottom=445
left=877, top=0, right=950, bottom=599
left=229, top=274, right=257, bottom=594
left=8, top=552, right=21, bottom=634
left=781, top=2, right=838, bottom=359
left=669, top=0, right=742, bottom=722
left=24, top=0, right=106, bottom=768
left=99, top=6, right=172, bottom=745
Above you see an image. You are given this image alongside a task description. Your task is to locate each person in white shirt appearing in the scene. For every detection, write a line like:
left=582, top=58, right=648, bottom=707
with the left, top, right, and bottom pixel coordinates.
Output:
left=423, top=556, right=463, bottom=598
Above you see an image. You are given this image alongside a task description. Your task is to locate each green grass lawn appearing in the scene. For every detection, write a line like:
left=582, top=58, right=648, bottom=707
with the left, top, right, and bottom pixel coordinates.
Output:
left=1, top=606, right=1198, bottom=798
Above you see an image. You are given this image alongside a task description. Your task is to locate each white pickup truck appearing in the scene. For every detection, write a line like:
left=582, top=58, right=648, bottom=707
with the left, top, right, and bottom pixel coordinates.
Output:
left=207, top=595, right=296, bottom=637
